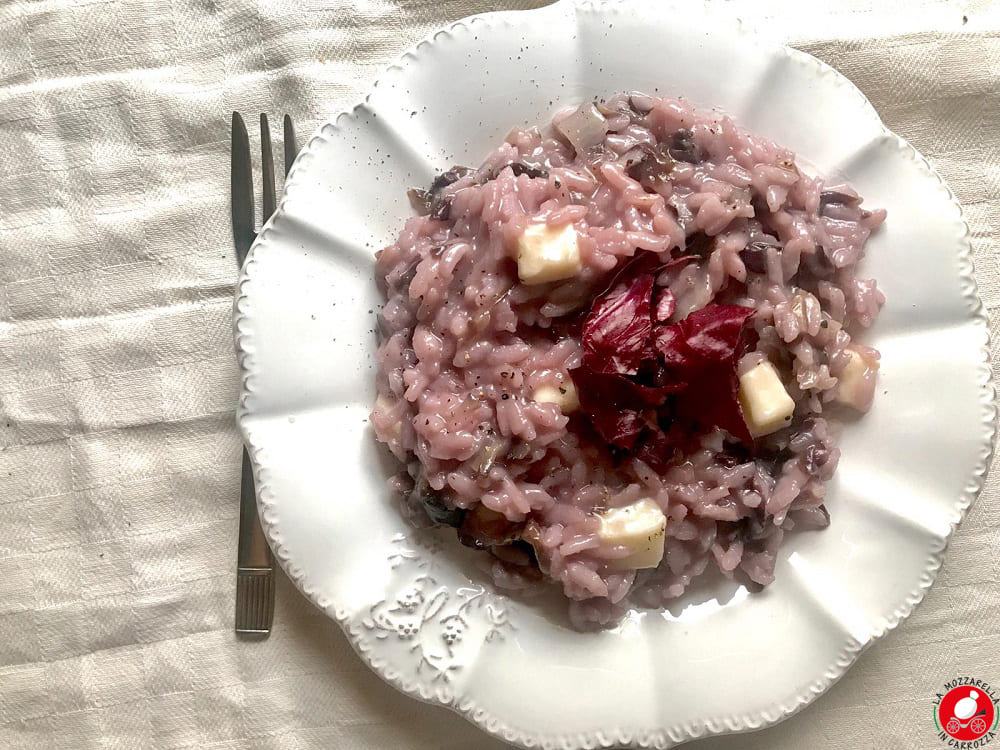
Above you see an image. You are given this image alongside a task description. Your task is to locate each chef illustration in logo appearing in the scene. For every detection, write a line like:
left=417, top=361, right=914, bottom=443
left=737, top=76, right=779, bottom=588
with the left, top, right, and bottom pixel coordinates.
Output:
left=937, top=685, right=997, bottom=742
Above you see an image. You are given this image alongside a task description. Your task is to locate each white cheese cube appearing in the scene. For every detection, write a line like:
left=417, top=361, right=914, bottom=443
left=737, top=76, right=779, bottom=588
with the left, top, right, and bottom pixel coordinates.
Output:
left=738, top=360, right=795, bottom=438
left=835, top=347, right=879, bottom=411
left=598, top=498, right=666, bottom=570
left=532, top=380, right=580, bottom=413
left=516, top=223, right=582, bottom=285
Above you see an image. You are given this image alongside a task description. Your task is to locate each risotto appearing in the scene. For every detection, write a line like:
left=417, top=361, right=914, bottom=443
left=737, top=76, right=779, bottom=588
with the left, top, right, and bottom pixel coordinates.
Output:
left=372, top=92, right=884, bottom=628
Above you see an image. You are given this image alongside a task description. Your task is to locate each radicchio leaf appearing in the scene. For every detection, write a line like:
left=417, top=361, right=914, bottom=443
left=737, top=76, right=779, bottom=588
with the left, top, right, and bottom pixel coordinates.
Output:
left=578, top=252, right=759, bottom=462
left=677, top=367, right=754, bottom=445
left=657, top=304, right=757, bottom=367
left=574, top=369, right=669, bottom=449
left=651, top=325, right=690, bottom=370
left=582, top=273, right=654, bottom=375
left=585, top=402, right=646, bottom=450
left=655, top=305, right=758, bottom=444
left=581, top=252, right=663, bottom=375
left=632, top=420, right=685, bottom=472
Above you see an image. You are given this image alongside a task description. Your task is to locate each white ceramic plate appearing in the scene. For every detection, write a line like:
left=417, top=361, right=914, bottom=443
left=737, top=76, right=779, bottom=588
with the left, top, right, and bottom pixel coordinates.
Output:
left=234, top=2, right=995, bottom=747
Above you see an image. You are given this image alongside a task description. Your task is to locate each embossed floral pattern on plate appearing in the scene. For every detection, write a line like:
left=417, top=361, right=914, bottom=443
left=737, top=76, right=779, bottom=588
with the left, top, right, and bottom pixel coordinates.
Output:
left=357, top=534, right=516, bottom=684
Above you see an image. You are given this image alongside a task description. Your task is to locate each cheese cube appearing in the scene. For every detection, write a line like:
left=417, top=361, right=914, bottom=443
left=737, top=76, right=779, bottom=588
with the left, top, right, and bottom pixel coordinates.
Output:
left=835, top=347, right=879, bottom=411
left=738, top=360, right=795, bottom=438
left=598, top=498, right=666, bottom=570
left=532, top=380, right=580, bottom=413
left=516, top=223, right=582, bottom=285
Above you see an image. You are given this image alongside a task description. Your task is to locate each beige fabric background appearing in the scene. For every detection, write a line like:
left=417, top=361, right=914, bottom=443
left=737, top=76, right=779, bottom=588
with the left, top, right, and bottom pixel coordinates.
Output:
left=0, top=0, right=997, bottom=747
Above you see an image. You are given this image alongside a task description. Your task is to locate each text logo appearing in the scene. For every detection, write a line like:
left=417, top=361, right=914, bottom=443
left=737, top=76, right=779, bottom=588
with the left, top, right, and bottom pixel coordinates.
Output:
left=933, top=678, right=998, bottom=747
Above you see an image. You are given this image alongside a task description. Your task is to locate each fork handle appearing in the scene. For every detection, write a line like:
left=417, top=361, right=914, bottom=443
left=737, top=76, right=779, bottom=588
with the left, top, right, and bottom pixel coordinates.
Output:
left=238, top=448, right=272, bottom=569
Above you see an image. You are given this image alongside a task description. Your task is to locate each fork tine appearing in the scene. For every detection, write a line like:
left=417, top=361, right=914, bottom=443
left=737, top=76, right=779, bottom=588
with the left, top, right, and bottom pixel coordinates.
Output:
left=260, top=113, right=277, bottom=221
left=283, top=114, right=297, bottom=178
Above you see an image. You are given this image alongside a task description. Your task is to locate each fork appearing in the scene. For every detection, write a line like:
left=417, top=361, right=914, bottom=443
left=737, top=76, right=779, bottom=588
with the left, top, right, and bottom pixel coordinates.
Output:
left=230, top=112, right=297, bottom=638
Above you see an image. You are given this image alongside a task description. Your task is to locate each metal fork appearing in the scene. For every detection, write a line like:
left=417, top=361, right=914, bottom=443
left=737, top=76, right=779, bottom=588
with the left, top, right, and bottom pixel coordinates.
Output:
left=230, top=112, right=297, bottom=638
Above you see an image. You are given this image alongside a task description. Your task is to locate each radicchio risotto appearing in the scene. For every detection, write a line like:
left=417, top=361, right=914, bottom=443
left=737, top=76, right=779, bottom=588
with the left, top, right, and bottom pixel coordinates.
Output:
left=372, top=92, right=884, bottom=628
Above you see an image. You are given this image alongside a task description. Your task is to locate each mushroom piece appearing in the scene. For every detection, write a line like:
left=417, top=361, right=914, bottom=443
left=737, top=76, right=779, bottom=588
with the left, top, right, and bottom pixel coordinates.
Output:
left=555, top=103, right=609, bottom=154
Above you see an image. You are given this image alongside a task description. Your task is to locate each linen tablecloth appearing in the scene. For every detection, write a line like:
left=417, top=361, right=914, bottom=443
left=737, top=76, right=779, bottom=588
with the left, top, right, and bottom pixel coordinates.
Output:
left=0, top=0, right=997, bottom=747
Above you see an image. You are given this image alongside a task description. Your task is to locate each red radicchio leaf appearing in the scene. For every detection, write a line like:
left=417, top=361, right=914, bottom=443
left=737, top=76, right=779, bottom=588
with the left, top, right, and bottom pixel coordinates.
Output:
left=573, top=367, right=649, bottom=450
left=582, top=273, right=654, bottom=375
left=654, top=304, right=756, bottom=373
left=655, top=304, right=758, bottom=444
left=576, top=368, right=679, bottom=409
left=652, top=325, right=688, bottom=369
left=582, top=251, right=691, bottom=377
left=591, top=406, right=647, bottom=451
left=577, top=252, right=758, bottom=459
left=632, top=420, right=686, bottom=472
left=573, top=369, right=671, bottom=449
left=581, top=252, right=666, bottom=375
left=675, top=305, right=757, bottom=362
left=677, top=368, right=754, bottom=444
